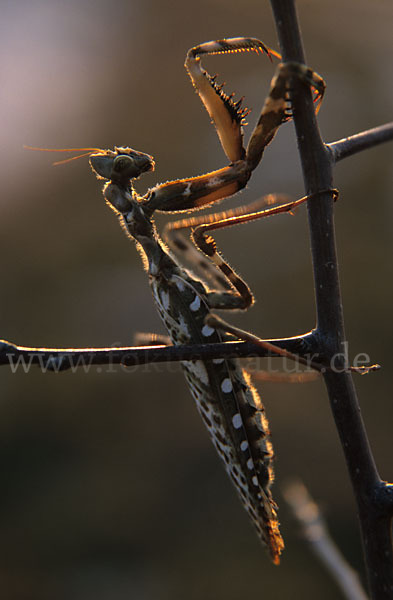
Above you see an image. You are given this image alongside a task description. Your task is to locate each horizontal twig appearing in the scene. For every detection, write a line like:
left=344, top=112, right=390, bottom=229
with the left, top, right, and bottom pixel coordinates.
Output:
left=0, top=330, right=379, bottom=375
left=0, top=334, right=314, bottom=371
left=327, top=123, right=393, bottom=163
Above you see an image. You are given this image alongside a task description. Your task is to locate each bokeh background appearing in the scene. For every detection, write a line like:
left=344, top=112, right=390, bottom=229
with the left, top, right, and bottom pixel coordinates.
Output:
left=0, top=0, right=392, bottom=598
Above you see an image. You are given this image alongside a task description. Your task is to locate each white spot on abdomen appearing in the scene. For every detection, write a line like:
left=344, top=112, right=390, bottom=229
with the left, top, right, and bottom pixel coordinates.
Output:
left=189, top=295, right=201, bottom=312
left=232, top=413, right=242, bottom=429
left=202, top=324, right=215, bottom=337
left=221, top=378, right=233, bottom=393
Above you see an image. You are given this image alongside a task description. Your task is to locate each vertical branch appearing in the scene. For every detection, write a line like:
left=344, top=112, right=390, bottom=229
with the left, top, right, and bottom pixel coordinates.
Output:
left=271, top=0, right=340, bottom=343
left=269, top=1, right=393, bottom=598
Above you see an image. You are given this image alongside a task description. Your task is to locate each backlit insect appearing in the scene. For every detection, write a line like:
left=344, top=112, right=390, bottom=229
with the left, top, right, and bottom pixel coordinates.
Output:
left=38, top=37, right=325, bottom=563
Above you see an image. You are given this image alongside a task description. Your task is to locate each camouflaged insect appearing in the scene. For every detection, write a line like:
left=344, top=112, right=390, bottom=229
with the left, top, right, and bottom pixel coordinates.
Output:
left=87, top=37, right=325, bottom=563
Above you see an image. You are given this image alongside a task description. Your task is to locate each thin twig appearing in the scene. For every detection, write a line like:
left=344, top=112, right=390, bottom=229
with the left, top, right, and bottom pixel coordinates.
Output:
left=0, top=334, right=314, bottom=371
left=284, top=481, right=369, bottom=600
left=327, top=124, right=393, bottom=163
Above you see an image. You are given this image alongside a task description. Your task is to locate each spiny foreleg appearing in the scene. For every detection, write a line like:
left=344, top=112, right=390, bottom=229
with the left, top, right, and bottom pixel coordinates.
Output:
left=246, top=62, right=325, bottom=170
left=185, top=37, right=280, bottom=163
left=148, top=42, right=325, bottom=215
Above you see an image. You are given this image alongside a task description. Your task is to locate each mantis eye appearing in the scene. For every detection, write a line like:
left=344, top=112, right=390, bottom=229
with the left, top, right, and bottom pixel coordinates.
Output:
left=113, top=155, right=134, bottom=173
left=112, top=150, right=155, bottom=180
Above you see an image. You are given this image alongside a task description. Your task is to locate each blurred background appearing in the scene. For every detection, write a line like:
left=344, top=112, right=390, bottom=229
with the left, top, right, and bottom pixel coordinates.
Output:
left=0, top=0, right=392, bottom=598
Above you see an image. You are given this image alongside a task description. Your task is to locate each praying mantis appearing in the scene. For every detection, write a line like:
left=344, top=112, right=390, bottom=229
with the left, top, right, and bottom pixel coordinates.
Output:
left=33, top=37, right=325, bottom=563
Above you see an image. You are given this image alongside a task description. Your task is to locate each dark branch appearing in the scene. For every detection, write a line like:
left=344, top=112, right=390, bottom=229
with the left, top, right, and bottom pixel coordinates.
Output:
left=327, top=123, right=393, bottom=163
left=0, top=327, right=379, bottom=374
left=271, top=0, right=341, bottom=343
left=270, top=1, right=393, bottom=598
left=0, top=334, right=316, bottom=371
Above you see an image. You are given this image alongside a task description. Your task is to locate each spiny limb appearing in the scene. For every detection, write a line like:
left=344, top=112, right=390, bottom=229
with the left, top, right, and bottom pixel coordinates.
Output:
left=185, top=36, right=325, bottom=174
left=187, top=37, right=281, bottom=60
left=163, top=193, right=287, bottom=236
left=246, top=62, right=325, bottom=171
left=193, top=189, right=337, bottom=245
left=185, top=37, right=280, bottom=163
